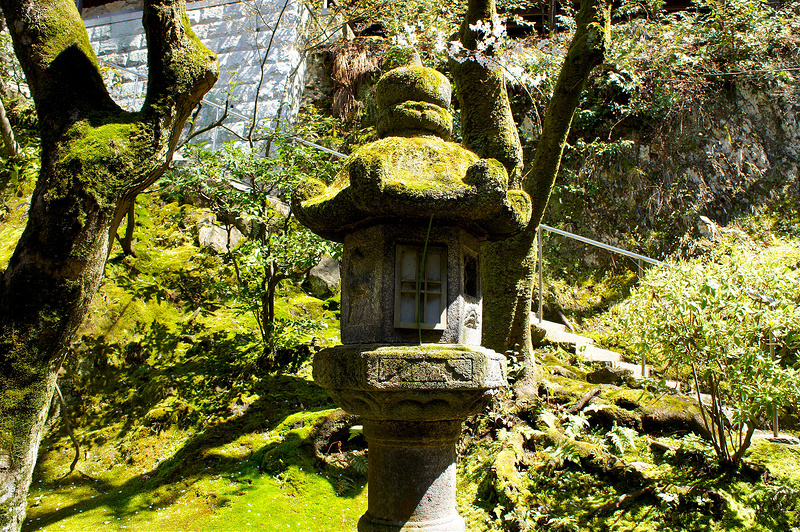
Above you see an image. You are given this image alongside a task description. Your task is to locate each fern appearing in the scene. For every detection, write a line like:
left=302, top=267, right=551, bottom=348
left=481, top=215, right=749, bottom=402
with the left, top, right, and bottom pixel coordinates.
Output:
left=348, top=424, right=363, bottom=441
left=606, top=422, right=638, bottom=454
left=539, top=410, right=559, bottom=430
left=564, top=412, right=589, bottom=440
left=547, top=515, right=579, bottom=531
left=551, top=440, right=582, bottom=465
left=335, top=475, right=356, bottom=496
left=351, top=454, right=369, bottom=475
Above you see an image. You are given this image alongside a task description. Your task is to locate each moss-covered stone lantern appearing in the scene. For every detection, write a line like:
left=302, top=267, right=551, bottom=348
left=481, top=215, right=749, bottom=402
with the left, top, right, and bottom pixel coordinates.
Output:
left=293, top=63, right=531, bottom=532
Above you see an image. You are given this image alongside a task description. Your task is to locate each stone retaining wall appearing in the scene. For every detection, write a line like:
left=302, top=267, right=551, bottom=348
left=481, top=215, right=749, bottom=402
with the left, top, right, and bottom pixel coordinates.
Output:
left=83, top=0, right=310, bottom=148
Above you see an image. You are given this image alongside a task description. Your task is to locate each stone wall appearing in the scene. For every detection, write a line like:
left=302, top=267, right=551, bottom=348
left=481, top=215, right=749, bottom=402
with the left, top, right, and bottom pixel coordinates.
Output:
left=545, top=80, right=800, bottom=260
left=83, top=0, right=312, bottom=149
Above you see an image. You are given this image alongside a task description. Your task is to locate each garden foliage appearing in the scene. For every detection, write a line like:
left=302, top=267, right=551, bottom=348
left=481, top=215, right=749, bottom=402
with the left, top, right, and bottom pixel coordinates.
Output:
left=600, top=233, right=800, bottom=464
left=162, top=125, right=342, bottom=363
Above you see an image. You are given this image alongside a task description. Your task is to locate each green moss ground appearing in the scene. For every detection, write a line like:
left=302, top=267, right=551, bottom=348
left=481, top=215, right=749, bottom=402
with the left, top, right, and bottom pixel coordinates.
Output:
left=454, top=366, right=800, bottom=532
left=25, top=407, right=367, bottom=532
left=0, top=192, right=351, bottom=532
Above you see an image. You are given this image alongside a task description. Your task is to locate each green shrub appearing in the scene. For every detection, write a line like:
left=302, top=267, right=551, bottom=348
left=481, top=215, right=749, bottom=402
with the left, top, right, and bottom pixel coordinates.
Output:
left=162, top=132, right=342, bottom=366
left=599, top=235, right=800, bottom=465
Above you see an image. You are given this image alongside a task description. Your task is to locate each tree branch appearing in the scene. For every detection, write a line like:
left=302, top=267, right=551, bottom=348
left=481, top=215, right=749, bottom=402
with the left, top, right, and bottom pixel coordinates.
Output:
left=142, top=0, right=219, bottom=159
left=593, top=487, right=652, bottom=517
left=451, top=0, right=523, bottom=186
left=523, top=0, right=611, bottom=226
left=0, top=0, right=119, bottom=139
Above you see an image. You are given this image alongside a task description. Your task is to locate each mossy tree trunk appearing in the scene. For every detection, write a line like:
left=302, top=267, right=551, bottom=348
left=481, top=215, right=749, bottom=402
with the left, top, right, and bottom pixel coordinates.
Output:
left=451, top=0, right=610, bottom=358
left=0, top=0, right=218, bottom=529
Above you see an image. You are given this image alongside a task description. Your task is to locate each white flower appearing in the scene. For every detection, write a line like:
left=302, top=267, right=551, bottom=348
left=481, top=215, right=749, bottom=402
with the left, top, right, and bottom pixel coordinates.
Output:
left=433, top=37, right=448, bottom=55
left=392, top=35, right=409, bottom=47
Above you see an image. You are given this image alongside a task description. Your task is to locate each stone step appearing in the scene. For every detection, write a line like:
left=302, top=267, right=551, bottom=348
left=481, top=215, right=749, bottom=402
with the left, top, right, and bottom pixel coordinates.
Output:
left=531, top=315, right=567, bottom=334
left=615, top=361, right=648, bottom=378
left=579, top=344, right=623, bottom=363
left=753, top=431, right=800, bottom=445
left=531, top=315, right=654, bottom=380
left=532, top=317, right=594, bottom=347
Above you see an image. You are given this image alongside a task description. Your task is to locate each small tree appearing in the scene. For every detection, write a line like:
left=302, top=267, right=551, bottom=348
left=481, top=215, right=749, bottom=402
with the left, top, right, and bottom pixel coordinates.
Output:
left=165, top=134, right=341, bottom=365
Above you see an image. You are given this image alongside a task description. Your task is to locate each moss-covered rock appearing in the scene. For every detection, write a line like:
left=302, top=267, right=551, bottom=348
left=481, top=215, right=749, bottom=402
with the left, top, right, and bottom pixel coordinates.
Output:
left=375, top=66, right=451, bottom=111
left=376, top=101, right=453, bottom=139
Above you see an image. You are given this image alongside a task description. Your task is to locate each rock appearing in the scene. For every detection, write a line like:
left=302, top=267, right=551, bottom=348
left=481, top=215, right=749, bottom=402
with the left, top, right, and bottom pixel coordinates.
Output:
left=306, top=255, right=341, bottom=299
left=180, top=210, right=216, bottom=230
left=586, top=365, right=633, bottom=385
left=267, top=195, right=290, bottom=220
left=198, top=224, right=242, bottom=253
left=531, top=322, right=547, bottom=346
left=765, top=435, right=800, bottom=445
left=550, top=365, right=577, bottom=379
left=698, top=215, right=719, bottom=240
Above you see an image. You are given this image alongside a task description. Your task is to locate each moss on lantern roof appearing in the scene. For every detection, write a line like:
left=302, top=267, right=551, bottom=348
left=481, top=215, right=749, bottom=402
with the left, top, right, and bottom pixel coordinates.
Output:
left=293, top=135, right=531, bottom=242
left=292, top=64, right=532, bottom=243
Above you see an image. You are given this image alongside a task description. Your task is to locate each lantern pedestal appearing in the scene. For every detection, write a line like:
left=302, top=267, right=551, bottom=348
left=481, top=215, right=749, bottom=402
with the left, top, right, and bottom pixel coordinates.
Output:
left=313, top=344, right=505, bottom=531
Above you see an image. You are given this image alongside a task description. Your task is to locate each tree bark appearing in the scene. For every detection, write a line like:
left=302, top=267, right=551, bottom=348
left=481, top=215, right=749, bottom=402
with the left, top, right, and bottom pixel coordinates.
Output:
left=117, top=202, right=137, bottom=257
left=0, top=0, right=217, bottom=528
left=451, top=0, right=610, bottom=357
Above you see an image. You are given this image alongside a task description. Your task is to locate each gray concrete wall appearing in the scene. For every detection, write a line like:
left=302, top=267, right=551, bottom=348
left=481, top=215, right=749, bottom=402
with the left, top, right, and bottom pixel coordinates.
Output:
left=83, top=0, right=310, bottom=149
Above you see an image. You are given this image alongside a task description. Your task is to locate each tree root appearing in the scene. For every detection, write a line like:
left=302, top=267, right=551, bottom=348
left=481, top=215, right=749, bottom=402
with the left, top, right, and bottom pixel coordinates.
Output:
left=533, top=427, right=649, bottom=485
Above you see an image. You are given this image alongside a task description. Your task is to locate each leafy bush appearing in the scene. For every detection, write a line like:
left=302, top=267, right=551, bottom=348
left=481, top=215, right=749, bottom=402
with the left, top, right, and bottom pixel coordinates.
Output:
left=599, top=235, right=800, bottom=465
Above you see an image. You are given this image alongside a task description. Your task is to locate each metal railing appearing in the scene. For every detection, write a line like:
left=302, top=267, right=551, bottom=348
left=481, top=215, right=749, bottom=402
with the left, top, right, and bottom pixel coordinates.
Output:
left=537, top=223, right=663, bottom=379
left=536, top=223, right=663, bottom=322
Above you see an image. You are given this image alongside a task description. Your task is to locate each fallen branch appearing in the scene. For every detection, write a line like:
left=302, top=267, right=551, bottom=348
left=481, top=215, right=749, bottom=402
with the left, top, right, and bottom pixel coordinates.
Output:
left=593, top=487, right=652, bottom=517
left=567, top=385, right=603, bottom=414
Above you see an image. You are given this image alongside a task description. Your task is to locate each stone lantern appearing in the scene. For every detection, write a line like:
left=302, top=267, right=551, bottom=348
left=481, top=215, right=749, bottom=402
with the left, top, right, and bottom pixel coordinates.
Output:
left=293, top=64, right=531, bottom=532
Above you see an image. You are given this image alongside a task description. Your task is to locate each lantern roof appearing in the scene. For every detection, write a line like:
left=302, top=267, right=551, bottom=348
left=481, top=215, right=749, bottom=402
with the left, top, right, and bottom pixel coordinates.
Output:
left=292, top=65, right=531, bottom=243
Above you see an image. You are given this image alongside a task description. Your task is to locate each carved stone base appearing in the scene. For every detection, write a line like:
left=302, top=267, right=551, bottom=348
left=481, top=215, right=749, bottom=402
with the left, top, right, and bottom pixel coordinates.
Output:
left=312, top=344, right=506, bottom=531
left=313, top=344, right=505, bottom=420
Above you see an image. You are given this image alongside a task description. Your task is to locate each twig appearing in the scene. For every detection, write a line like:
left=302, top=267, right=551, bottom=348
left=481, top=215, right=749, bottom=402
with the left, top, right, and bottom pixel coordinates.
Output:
left=248, top=0, right=292, bottom=146
left=593, top=487, right=652, bottom=517
left=180, top=101, right=231, bottom=148
left=54, top=382, right=80, bottom=475
left=692, top=361, right=720, bottom=456
left=567, top=385, right=603, bottom=415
